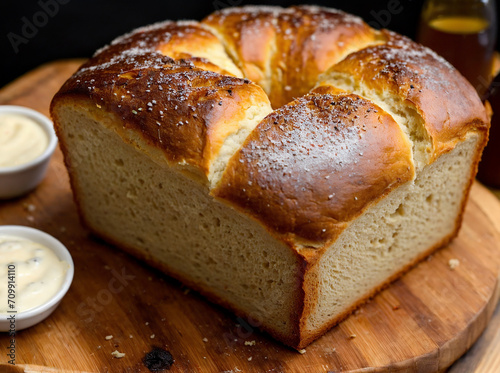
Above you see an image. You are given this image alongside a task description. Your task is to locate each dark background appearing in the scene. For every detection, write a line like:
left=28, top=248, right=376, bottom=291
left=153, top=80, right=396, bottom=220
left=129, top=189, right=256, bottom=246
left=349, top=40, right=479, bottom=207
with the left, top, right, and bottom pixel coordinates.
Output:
left=0, top=0, right=497, bottom=88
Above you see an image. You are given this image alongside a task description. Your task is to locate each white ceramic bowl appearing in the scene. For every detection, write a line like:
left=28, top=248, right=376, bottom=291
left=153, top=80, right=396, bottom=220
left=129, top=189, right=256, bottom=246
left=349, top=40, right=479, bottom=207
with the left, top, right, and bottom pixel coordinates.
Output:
left=0, top=225, right=74, bottom=331
left=0, top=105, right=58, bottom=199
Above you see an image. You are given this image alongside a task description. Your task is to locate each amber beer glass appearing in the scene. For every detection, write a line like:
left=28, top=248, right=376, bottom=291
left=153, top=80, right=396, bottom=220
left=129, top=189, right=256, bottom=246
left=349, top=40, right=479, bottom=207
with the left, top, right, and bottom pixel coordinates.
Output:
left=417, top=0, right=497, bottom=99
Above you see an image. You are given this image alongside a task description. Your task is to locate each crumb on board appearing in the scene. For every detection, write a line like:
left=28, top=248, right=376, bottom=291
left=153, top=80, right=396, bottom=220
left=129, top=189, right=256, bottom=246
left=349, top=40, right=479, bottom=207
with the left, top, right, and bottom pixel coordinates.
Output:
left=353, top=308, right=363, bottom=316
left=105, top=335, right=113, bottom=340
left=248, top=357, right=252, bottom=361
left=129, top=334, right=133, bottom=339
left=145, top=322, right=149, bottom=326
left=23, top=203, right=36, bottom=212
left=244, top=340, right=256, bottom=346
left=150, top=334, right=155, bottom=339
left=449, top=258, right=460, bottom=270
left=298, top=349, right=306, bottom=354
left=349, top=334, right=356, bottom=339
left=27, top=215, right=35, bottom=222
left=203, top=338, right=208, bottom=343
left=111, top=350, right=125, bottom=359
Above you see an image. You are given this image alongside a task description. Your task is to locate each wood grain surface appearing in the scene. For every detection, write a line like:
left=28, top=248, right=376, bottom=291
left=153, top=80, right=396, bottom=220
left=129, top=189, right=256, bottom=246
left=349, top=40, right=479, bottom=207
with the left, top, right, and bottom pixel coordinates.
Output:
left=0, top=60, right=500, bottom=373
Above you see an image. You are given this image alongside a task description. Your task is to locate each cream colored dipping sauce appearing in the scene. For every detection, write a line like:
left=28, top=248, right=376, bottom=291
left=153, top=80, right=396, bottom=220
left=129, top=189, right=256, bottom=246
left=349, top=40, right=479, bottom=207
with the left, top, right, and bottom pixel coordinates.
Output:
left=0, top=235, right=68, bottom=313
left=0, top=114, right=49, bottom=168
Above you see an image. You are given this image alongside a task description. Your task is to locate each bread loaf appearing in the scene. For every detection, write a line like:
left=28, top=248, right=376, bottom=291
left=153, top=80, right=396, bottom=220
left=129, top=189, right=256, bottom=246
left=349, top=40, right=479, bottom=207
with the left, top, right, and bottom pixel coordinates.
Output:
left=50, top=5, right=489, bottom=349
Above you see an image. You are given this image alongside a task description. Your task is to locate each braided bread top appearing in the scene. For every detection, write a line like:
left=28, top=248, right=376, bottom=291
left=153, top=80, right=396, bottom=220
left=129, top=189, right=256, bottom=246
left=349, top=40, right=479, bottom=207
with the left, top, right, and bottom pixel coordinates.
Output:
left=52, top=5, right=489, bottom=248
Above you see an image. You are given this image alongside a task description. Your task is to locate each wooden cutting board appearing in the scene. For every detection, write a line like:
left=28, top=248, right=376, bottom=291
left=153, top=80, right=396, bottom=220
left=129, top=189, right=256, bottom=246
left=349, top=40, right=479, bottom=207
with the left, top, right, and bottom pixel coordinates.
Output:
left=1, top=60, right=500, bottom=373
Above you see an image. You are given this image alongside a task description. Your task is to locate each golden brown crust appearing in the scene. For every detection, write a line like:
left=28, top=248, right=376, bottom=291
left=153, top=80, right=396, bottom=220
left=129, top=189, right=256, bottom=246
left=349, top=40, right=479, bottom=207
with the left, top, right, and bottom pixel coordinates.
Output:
left=202, top=6, right=281, bottom=93
left=203, top=5, right=381, bottom=108
left=51, top=51, right=269, bottom=180
left=213, top=88, right=415, bottom=246
left=326, top=30, right=489, bottom=160
left=94, top=20, right=241, bottom=77
left=273, top=5, right=381, bottom=107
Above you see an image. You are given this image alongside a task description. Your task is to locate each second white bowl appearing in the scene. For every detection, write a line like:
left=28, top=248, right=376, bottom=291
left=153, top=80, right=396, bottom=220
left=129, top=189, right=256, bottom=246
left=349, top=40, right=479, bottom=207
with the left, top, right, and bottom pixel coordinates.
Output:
left=0, top=105, right=58, bottom=199
left=0, top=225, right=74, bottom=331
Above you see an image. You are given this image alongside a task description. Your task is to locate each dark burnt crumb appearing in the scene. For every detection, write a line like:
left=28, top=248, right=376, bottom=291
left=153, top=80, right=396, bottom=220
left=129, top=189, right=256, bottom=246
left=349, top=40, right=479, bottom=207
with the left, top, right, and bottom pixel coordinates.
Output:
left=143, top=347, right=174, bottom=371
left=410, top=84, right=414, bottom=89
left=392, top=305, right=401, bottom=311
left=218, top=101, right=223, bottom=106
left=227, top=89, right=232, bottom=95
